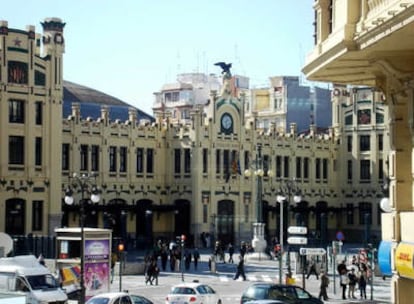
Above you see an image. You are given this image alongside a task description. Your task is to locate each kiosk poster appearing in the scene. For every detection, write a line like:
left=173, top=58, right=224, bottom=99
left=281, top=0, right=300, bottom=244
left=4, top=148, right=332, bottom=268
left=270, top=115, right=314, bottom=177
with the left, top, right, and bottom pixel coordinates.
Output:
left=84, top=239, right=110, bottom=299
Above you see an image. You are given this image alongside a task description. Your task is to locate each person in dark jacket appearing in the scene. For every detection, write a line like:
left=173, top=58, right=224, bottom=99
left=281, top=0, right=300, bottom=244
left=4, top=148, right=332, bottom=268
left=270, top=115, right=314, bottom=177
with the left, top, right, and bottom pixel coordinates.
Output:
left=233, top=255, right=246, bottom=281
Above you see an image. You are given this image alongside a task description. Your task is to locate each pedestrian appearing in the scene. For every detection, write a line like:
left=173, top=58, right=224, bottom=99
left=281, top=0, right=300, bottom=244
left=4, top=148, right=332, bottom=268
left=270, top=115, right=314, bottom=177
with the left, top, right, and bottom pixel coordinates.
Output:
left=339, top=268, right=349, bottom=300
left=348, top=268, right=358, bottom=299
left=193, top=248, right=200, bottom=270
left=184, top=248, right=191, bottom=271
left=318, top=270, right=329, bottom=301
left=233, top=255, right=246, bottom=281
left=228, top=243, right=234, bottom=263
left=358, top=264, right=368, bottom=299
left=306, top=259, right=319, bottom=279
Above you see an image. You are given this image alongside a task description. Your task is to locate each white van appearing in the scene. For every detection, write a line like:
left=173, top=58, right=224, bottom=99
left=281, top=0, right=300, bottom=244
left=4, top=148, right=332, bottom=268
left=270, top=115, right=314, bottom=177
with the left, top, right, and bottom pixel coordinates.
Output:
left=0, top=255, right=68, bottom=304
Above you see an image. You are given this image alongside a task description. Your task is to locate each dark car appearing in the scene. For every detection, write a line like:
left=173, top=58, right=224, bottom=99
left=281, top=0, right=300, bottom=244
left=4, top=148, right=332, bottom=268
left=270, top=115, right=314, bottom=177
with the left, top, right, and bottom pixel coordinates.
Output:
left=241, top=283, right=323, bottom=304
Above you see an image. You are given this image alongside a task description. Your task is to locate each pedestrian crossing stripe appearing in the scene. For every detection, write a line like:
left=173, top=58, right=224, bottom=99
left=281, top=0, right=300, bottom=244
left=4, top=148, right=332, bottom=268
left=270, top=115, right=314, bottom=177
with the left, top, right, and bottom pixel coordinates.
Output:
left=219, top=275, right=277, bottom=282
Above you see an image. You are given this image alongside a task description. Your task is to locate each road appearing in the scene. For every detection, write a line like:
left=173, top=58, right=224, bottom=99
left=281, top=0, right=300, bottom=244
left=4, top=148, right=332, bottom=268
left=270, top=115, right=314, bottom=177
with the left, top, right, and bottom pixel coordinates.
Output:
left=103, top=252, right=392, bottom=304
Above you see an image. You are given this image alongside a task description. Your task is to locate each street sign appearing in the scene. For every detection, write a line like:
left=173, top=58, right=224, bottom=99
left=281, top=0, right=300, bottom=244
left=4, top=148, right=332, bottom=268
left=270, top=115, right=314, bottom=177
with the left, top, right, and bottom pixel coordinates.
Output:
left=336, top=231, right=345, bottom=241
left=287, top=237, right=308, bottom=245
left=299, top=247, right=326, bottom=255
left=287, top=226, right=308, bottom=235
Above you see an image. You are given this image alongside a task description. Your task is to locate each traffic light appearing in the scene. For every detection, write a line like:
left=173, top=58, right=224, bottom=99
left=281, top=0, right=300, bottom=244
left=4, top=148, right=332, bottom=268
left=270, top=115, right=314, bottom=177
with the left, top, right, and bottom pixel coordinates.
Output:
left=181, top=234, right=186, bottom=247
left=274, top=244, right=281, bottom=260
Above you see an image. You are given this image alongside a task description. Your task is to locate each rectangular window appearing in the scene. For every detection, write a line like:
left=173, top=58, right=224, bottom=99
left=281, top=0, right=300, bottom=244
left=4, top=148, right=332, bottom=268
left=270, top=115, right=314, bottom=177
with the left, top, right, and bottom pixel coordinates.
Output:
left=203, top=204, right=208, bottom=223
left=276, top=156, right=282, bottom=178
left=35, top=101, right=42, bottom=125
left=62, top=143, right=70, bottom=170
left=216, top=150, right=221, bottom=174
left=360, top=135, right=370, bottom=151
left=347, top=160, right=352, bottom=181
left=35, top=137, right=42, bottom=166
left=9, top=99, right=25, bottom=123
left=184, top=149, right=191, bottom=173
left=283, top=156, right=289, bottom=178
left=146, top=148, right=154, bottom=174
left=296, top=157, right=301, bottom=178
left=347, top=136, right=352, bottom=152
left=202, top=148, right=208, bottom=174
left=244, top=151, right=249, bottom=174
left=378, top=134, right=383, bottom=151
left=346, top=203, right=354, bottom=225
left=120, top=147, right=127, bottom=172
left=359, top=203, right=372, bottom=225
left=360, top=160, right=370, bottom=180
left=136, top=148, right=143, bottom=173
left=80, top=145, right=88, bottom=171
left=174, top=149, right=181, bottom=174
left=9, top=136, right=24, bottom=165
left=32, top=201, right=43, bottom=231
left=304, top=157, right=309, bottom=179
left=91, top=145, right=99, bottom=172
left=109, top=146, right=117, bottom=172
left=263, top=155, right=270, bottom=176
left=322, top=158, right=328, bottom=180
left=379, top=159, right=384, bottom=180
left=315, top=158, right=321, bottom=179
left=223, top=150, right=230, bottom=178
left=8, top=61, right=28, bottom=84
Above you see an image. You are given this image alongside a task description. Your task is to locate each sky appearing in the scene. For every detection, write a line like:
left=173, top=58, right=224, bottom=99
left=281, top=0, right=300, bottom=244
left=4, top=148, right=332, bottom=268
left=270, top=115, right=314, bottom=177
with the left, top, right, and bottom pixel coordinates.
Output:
left=3, top=0, right=315, bottom=115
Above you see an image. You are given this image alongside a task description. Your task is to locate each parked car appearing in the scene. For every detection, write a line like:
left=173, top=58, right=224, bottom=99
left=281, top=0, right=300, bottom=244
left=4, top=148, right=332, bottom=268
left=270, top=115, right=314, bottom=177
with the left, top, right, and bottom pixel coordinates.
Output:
left=166, top=282, right=222, bottom=304
left=241, top=283, right=323, bottom=304
left=86, top=291, right=154, bottom=304
left=244, top=300, right=287, bottom=304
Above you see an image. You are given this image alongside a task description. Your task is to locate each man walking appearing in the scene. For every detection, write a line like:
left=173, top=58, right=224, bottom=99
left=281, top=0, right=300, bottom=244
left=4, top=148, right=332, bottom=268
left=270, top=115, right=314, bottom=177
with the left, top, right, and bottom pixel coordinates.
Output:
left=228, top=243, right=234, bottom=263
left=233, top=255, right=246, bottom=281
left=318, top=270, right=329, bottom=301
left=193, top=248, right=200, bottom=270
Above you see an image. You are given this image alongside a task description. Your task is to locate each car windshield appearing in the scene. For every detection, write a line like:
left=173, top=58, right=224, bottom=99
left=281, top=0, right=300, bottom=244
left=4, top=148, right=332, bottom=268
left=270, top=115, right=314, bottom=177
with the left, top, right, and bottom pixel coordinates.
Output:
left=26, top=274, right=59, bottom=290
left=171, top=287, right=196, bottom=295
left=294, top=287, right=311, bottom=299
left=244, top=286, right=269, bottom=300
left=86, top=298, right=110, bottom=304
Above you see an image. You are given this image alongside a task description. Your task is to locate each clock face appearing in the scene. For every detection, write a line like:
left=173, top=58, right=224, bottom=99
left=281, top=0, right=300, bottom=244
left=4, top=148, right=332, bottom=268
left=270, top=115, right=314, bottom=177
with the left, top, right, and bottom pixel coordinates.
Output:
left=221, top=113, right=233, bottom=133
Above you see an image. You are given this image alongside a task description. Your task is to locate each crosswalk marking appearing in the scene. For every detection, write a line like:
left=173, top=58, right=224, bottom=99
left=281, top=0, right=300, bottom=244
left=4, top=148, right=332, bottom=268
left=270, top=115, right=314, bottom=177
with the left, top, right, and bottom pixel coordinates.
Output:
left=219, top=274, right=277, bottom=282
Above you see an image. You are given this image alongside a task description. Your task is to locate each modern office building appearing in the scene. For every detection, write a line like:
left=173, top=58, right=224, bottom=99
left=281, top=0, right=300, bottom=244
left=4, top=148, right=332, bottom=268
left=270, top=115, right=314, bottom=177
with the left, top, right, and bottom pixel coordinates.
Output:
left=0, top=18, right=387, bottom=261
left=302, top=1, right=414, bottom=302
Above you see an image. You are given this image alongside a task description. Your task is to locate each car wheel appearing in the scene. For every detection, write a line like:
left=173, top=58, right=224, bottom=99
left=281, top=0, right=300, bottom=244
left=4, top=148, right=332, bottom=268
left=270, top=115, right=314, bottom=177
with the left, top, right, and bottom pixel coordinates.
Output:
left=217, top=299, right=222, bottom=304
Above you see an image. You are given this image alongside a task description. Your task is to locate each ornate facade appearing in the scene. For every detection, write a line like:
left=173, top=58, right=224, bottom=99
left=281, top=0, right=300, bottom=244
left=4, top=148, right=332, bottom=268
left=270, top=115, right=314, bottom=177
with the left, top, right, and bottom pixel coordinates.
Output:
left=302, top=1, right=414, bottom=302
left=0, top=18, right=387, bottom=261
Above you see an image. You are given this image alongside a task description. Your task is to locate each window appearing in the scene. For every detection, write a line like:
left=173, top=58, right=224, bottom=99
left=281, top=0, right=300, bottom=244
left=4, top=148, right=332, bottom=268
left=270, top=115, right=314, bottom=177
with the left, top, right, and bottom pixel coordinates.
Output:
left=80, top=145, right=88, bottom=171
left=378, top=134, right=383, bottom=151
left=379, top=159, right=384, bottom=180
left=32, top=201, right=43, bottom=231
left=360, top=135, right=370, bottom=151
left=347, top=136, right=352, bottom=152
left=347, top=160, right=352, bottom=181
left=8, top=61, right=28, bottom=84
left=184, top=149, right=191, bottom=173
left=359, top=203, right=372, bottom=225
left=202, top=148, right=208, bottom=173
left=136, top=148, right=143, bottom=173
left=9, top=136, right=24, bottom=165
left=146, top=148, right=154, bottom=174
left=244, top=151, right=249, bottom=174
left=345, top=115, right=352, bottom=125
left=62, top=143, right=70, bottom=170
left=216, top=150, right=221, bottom=174
left=174, top=149, right=181, bottom=174
left=296, top=157, right=301, bottom=178
left=276, top=156, right=282, bottom=178
left=322, top=158, right=328, bottom=180
left=358, top=109, right=371, bottom=124
left=304, top=157, right=309, bottom=179
left=223, top=150, right=230, bottom=178
left=346, top=204, right=354, bottom=225
left=109, top=146, right=117, bottom=172
left=283, top=156, right=289, bottom=178
left=35, top=137, right=42, bottom=166
left=35, top=102, right=42, bottom=125
left=9, top=99, right=25, bottom=123
left=315, top=158, right=321, bottom=179
left=34, top=70, right=45, bottom=86
left=91, top=145, right=99, bottom=172
left=120, top=147, right=127, bottom=173
left=360, top=160, right=370, bottom=181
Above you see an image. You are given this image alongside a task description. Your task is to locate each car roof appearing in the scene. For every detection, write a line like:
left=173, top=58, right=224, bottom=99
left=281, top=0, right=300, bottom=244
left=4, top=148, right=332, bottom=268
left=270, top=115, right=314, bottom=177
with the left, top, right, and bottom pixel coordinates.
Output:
left=172, top=282, right=206, bottom=288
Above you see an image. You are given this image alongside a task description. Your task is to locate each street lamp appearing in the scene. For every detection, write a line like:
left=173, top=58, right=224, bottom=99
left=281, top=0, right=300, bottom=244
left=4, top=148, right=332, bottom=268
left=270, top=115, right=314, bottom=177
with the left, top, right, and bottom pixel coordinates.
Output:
left=276, top=179, right=301, bottom=280
left=244, top=144, right=273, bottom=260
left=64, top=172, right=100, bottom=304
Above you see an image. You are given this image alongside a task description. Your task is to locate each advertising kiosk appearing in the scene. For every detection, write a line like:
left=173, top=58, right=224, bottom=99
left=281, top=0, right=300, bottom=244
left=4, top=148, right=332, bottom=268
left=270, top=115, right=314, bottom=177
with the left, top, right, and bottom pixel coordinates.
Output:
left=55, top=228, right=112, bottom=300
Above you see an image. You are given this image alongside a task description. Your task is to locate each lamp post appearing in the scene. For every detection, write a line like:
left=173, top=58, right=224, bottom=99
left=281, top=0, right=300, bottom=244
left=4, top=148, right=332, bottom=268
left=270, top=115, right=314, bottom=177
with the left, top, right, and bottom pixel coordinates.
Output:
left=244, top=144, right=273, bottom=260
left=64, top=172, right=100, bottom=304
left=276, top=179, right=301, bottom=279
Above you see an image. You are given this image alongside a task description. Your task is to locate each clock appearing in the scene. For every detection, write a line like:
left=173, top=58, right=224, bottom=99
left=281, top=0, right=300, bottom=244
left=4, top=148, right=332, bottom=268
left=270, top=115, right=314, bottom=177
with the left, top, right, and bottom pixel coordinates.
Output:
left=221, top=113, right=233, bottom=134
